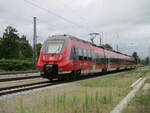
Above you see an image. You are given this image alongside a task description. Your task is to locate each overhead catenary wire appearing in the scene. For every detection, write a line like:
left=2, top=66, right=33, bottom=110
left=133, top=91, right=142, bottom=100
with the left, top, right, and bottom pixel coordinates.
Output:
left=0, top=2, right=87, bottom=34
left=2, top=9, right=32, bottom=25
left=23, top=0, right=95, bottom=33
left=61, top=2, right=97, bottom=32
left=62, top=3, right=90, bottom=24
left=0, top=8, right=34, bottom=37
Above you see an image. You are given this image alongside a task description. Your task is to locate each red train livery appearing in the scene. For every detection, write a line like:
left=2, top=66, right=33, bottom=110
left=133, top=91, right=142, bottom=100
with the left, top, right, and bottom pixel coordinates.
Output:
left=37, top=34, right=136, bottom=80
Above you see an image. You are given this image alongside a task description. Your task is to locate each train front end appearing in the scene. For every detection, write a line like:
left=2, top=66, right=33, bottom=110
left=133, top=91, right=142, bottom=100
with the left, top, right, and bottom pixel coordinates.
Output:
left=37, top=36, right=69, bottom=79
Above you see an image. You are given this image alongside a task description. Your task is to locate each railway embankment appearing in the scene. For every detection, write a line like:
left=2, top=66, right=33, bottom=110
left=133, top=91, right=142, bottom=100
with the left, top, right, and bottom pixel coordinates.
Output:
left=0, top=67, right=149, bottom=113
left=123, top=73, right=150, bottom=113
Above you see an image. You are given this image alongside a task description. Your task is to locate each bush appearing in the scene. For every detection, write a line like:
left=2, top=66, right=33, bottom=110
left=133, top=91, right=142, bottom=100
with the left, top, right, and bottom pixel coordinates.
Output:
left=0, top=59, right=33, bottom=71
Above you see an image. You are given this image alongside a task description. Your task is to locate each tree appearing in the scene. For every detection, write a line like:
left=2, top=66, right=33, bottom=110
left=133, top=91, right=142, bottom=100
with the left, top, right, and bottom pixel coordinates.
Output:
left=145, top=57, right=149, bottom=65
left=3, top=26, right=19, bottom=39
left=36, top=43, right=42, bottom=58
left=101, top=44, right=113, bottom=50
left=19, top=35, right=33, bottom=59
left=0, top=26, right=33, bottom=59
left=132, top=52, right=140, bottom=64
left=0, top=38, right=2, bottom=58
left=1, top=26, right=20, bottom=59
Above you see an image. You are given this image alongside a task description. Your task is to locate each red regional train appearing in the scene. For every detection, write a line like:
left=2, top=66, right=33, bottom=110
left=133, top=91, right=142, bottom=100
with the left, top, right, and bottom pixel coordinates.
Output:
left=37, top=34, right=136, bottom=80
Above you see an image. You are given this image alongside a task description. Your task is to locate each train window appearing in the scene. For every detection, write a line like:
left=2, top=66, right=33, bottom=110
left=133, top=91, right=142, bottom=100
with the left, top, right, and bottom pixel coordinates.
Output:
left=78, top=48, right=83, bottom=60
left=75, top=47, right=79, bottom=60
left=70, top=47, right=77, bottom=60
left=96, top=54, right=99, bottom=65
left=112, top=58, right=116, bottom=65
left=78, top=48, right=82, bottom=56
left=95, top=55, right=104, bottom=65
left=92, top=52, right=96, bottom=61
left=81, top=48, right=84, bottom=60
left=112, top=58, right=117, bottom=65
left=86, top=49, right=89, bottom=60
left=116, top=59, right=119, bottom=65
left=99, top=56, right=104, bottom=65
left=88, top=50, right=92, bottom=60
left=87, top=50, right=91, bottom=60
left=108, top=57, right=112, bottom=65
left=120, top=59, right=122, bottom=64
left=90, top=51, right=93, bottom=60
left=101, top=56, right=105, bottom=65
left=83, top=49, right=87, bottom=60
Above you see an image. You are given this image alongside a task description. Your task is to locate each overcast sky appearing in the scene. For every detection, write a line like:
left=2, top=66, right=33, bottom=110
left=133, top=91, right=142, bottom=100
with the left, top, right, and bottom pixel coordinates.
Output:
left=0, top=0, right=150, bottom=58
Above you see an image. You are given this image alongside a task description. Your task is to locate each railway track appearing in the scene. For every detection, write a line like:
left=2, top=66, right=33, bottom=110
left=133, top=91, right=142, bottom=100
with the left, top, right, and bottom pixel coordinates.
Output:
left=0, top=72, right=48, bottom=96
left=0, top=75, right=41, bottom=82
left=0, top=81, right=53, bottom=96
left=0, top=71, right=38, bottom=75
left=0, top=72, right=41, bottom=82
left=0, top=69, right=128, bottom=99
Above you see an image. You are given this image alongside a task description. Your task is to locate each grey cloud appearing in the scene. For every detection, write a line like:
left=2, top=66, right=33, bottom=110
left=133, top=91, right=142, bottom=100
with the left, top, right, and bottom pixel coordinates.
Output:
left=0, top=0, right=150, bottom=58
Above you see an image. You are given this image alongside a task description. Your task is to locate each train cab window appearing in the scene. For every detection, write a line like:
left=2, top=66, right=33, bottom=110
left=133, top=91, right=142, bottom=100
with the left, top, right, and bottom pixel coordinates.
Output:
left=45, top=39, right=64, bottom=54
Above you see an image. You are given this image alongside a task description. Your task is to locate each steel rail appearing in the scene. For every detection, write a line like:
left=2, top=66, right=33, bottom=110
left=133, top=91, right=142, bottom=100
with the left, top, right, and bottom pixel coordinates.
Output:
left=0, top=81, right=52, bottom=96
left=0, top=75, right=41, bottom=82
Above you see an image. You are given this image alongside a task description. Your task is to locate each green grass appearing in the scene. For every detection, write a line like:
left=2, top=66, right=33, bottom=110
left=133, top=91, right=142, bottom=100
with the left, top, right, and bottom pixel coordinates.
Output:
left=123, top=67, right=150, bottom=113
left=123, top=89, right=150, bottom=113
left=129, top=66, right=150, bottom=75
left=13, top=88, right=129, bottom=113
left=39, top=89, right=114, bottom=113
left=79, top=72, right=137, bottom=88
left=15, top=71, right=137, bottom=113
left=19, top=99, right=27, bottom=113
left=146, top=78, right=150, bottom=83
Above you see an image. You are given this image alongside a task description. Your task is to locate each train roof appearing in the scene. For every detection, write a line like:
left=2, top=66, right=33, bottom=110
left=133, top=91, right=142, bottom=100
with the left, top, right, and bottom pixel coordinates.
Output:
left=49, top=34, right=133, bottom=58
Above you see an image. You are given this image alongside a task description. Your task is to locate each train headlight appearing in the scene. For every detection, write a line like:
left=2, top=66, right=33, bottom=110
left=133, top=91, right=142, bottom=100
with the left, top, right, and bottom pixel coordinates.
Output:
left=43, top=55, right=46, bottom=60
left=58, top=54, right=62, bottom=60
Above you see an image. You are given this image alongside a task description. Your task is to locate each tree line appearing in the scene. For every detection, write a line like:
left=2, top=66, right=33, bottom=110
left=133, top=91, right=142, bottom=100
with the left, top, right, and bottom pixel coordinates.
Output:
left=0, top=26, right=41, bottom=60
left=0, top=26, right=42, bottom=71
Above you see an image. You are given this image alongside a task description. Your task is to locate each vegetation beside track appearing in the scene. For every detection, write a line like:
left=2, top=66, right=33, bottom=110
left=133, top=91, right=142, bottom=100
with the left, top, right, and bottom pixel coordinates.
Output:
left=0, top=69, right=38, bottom=75
left=0, top=26, right=42, bottom=72
left=0, top=70, right=38, bottom=74
left=0, top=59, right=34, bottom=71
left=123, top=67, right=150, bottom=113
left=0, top=67, right=149, bottom=113
left=0, top=59, right=39, bottom=74
left=123, top=86, right=150, bottom=113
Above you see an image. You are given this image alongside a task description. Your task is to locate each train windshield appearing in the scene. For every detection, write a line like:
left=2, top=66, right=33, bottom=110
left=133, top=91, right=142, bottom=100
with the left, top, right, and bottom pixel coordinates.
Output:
left=45, top=40, right=64, bottom=54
